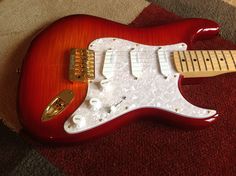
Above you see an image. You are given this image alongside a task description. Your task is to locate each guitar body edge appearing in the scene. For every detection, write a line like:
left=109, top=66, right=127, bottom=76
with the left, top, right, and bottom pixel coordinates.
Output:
left=18, top=15, right=220, bottom=143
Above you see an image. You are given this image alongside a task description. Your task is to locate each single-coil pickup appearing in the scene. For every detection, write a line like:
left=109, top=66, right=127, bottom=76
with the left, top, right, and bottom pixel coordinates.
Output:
left=102, top=49, right=116, bottom=79
left=130, top=49, right=142, bottom=78
left=157, top=50, right=171, bottom=77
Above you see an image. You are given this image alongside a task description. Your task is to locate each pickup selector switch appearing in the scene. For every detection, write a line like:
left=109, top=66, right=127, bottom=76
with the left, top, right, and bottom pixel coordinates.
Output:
left=100, top=79, right=111, bottom=91
left=109, top=105, right=117, bottom=113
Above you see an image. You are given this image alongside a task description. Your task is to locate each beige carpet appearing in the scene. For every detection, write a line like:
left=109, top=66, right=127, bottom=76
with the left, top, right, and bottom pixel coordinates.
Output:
left=0, top=0, right=150, bottom=131
left=224, top=0, right=236, bottom=6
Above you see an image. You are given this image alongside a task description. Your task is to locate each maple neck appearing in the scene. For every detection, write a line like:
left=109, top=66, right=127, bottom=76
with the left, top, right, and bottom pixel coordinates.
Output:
left=173, top=50, right=236, bottom=78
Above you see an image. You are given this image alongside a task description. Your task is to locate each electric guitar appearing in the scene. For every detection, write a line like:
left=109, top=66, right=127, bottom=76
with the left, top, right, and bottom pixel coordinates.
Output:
left=18, top=15, right=236, bottom=143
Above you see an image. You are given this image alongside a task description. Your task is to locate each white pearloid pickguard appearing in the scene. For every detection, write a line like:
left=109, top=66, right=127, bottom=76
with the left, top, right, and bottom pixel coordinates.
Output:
left=64, top=38, right=216, bottom=134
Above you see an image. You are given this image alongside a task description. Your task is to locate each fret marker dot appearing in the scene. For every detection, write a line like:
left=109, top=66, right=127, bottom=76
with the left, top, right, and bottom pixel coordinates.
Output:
left=220, top=58, right=224, bottom=61
left=206, top=58, right=209, bottom=61
left=193, top=59, right=197, bottom=61
left=182, top=59, right=185, bottom=62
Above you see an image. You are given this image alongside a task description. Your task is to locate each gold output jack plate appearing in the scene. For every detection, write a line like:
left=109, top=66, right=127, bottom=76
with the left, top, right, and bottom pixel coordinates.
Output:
left=41, top=90, right=74, bottom=121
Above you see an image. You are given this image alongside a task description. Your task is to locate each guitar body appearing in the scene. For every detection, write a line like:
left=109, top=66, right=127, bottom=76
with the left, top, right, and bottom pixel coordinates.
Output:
left=18, top=15, right=220, bottom=143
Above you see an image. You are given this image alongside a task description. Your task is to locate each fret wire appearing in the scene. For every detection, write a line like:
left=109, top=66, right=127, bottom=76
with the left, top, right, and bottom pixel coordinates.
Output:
left=177, top=51, right=183, bottom=72
left=186, top=51, right=195, bottom=71
left=209, top=51, right=220, bottom=71
left=193, top=51, right=201, bottom=71
left=224, top=51, right=236, bottom=69
left=229, top=50, right=236, bottom=69
left=187, top=51, right=195, bottom=71
left=200, top=51, right=207, bottom=71
left=217, top=50, right=227, bottom=70
left=203, top=51, right=213, bottom=71
left=207, top=50, right=215, bottom=71
left=221, top=50, right=229, bottom=70
left=172, top=52, right=181, bottom=72
left=180, top=51, right=188, bottom=72
left=182, top=51, right=189, bottom=71
left=214, top=50, right=222, bottom=70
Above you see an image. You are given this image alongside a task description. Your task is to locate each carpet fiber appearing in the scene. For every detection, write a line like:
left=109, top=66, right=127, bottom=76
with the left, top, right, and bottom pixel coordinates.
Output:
left=150, top=0, right=236, bottom=43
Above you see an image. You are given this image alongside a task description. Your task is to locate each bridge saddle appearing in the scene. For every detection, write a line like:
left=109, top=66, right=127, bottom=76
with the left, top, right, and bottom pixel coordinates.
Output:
left=69, top=48, right=95, bottom=82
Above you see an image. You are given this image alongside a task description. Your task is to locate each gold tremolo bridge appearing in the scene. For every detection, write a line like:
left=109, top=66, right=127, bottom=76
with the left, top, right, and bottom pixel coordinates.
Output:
left=41, top=49, right=95, bottom=121
left=69, top=48, right=95, bottom=82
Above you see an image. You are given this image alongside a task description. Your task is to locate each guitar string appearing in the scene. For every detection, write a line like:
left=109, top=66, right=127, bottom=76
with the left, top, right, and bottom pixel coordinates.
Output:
left=70, top=51, right=236, bottom=71
left=74, top=53, right=235, bottom=63
left=80, top=62, right=235, bottom=74
left=84, top=54, right=236, bottom=68
left=74, top=50, right=236, bottom=59
left=76, top=50, right=236, bottom=53
left=74, top=57, right=235, bottom=66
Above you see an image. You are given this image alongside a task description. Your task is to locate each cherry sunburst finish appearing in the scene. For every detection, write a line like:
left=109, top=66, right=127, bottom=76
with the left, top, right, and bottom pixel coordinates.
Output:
left=18, top=15, right=222, bottom=143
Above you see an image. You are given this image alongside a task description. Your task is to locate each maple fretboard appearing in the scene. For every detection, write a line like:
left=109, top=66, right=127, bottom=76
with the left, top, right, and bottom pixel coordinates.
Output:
left=173, top=50, right=236, bottom=77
